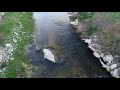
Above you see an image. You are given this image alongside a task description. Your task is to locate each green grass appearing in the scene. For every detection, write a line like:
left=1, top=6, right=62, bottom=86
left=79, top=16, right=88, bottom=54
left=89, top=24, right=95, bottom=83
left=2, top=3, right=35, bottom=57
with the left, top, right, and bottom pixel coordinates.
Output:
left=0, top=12, right=34, bottom=78
left=79, top=12, right=94, bottom=22
left=78, top=12, right=97, bottom=36
left=0, top=13, right=17, bottom=37
left=87, top=26, right=98, bottom=36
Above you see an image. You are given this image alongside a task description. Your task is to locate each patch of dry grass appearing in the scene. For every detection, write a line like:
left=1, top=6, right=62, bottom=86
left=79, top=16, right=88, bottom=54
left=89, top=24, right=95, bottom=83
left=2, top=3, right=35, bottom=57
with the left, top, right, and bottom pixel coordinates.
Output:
left=93, top=13, right=120, bottom=55
left=79, top=12, right=120, bottom=56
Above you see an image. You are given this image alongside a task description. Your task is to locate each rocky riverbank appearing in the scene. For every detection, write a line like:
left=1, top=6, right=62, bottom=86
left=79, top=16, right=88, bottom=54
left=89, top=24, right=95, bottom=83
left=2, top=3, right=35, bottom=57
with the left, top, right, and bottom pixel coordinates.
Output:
left=68, top=12, right=120, bottom=78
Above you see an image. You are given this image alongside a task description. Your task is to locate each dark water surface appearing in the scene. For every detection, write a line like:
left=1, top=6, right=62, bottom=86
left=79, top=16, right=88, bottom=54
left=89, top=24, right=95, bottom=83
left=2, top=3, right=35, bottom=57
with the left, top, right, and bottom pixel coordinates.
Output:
left=27, top=12, right=112, bottom=78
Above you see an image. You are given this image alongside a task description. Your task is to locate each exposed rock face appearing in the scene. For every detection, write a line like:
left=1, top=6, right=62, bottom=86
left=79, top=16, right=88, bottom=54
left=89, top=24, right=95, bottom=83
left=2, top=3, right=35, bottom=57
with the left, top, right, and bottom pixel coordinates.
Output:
left=43, top=49, right=56, bottom=63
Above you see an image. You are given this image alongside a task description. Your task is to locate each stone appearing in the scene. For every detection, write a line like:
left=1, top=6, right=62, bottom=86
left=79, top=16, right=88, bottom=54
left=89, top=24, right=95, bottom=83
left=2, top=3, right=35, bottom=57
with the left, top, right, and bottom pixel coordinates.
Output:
left=90, top=43, right=96, bottom=47
left=93, top=52, right=101, bottom=58
left=13, top=38, right=17, bottom=43
left=88, top=12, right=91, bottom=14
left=103, top=55, right=113, bottom=64
left=2, top=67, right=6, bottom=71
left=103, top=56, right=107, bottom=62
left=110, top=63, right=117, bottom=70
left=5, top=43, right=12, bottom=48
left=99, top=59, right=111, bottom=72
left=112, top=68, right=120, bottom=78
left=110, top=70, right=114, bottom=75
left=1, top=12, right=4, bottom=16
left=70, top=19, right=78, bottom=26
left=93, top=35, right=98, bottom=39
left=84, top=38, right=92, bottom=45
left=106, top=55, right=113, bottom=64
left=0, top=12, right=4, bottom=21
left=95, top=49, right=102, bottom=53
left=88, top=45, right=96, bottom=52
left=100, top=53, right=104, bottom=58
left=0, top=43, right=14, bottom=64
left=0, top=70, right=3, bottom=73
left=43, top=49, right=55, bottom=63
left=0, top=55, right=3, bottom=62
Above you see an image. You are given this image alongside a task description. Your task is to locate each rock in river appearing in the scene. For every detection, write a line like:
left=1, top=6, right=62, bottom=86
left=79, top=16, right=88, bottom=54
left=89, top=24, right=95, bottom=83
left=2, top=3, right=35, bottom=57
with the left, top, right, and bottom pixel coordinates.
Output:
left=43, top=49, right=56, bottom=63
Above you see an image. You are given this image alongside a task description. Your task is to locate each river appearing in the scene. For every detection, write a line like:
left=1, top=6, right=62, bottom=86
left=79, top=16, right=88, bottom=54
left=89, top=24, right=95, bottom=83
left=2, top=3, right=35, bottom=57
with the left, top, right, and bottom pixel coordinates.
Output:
left=27, top=12, right=112, bottom=78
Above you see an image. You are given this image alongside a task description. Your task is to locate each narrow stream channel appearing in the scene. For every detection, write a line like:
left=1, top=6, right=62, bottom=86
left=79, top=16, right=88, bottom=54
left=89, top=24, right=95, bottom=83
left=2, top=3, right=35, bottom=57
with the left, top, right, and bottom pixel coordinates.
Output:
left=27, top=12, right=112, bottom=78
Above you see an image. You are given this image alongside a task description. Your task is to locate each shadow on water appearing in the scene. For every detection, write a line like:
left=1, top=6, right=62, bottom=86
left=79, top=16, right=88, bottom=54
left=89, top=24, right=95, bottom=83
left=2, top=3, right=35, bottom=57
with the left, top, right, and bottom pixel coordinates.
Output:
left=27, top=12, right=112, bottom=78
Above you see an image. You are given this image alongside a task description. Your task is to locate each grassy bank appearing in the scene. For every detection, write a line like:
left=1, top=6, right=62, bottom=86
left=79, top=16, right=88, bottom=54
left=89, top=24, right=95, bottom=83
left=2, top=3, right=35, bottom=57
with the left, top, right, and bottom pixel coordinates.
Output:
left=0, top=12, right=34, bottom=78
left=79, top=12, right=120, bottom=56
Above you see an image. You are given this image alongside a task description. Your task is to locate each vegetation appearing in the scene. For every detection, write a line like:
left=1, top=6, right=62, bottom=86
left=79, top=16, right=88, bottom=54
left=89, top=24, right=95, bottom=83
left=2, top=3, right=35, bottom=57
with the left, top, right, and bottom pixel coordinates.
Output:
left=79, top=12, right=120, bottom=56
left=0, top=12, right=34, bottom=78
left=79, top=12, right=94, bottom=22
left=87, top=26, right=98, bottom=36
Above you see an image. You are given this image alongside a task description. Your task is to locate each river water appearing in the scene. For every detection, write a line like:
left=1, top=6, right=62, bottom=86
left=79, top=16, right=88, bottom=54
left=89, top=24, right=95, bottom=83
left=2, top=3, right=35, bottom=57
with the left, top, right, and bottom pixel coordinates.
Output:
left=27, top=12, right=112, bottom=78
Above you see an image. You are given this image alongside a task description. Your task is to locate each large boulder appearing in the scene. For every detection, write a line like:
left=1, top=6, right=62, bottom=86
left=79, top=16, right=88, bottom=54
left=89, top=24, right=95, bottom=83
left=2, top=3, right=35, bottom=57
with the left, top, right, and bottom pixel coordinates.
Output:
left=84, top=38, right=92, bottom=45
left=43, top=49, right=55, bottom=63
left=103, top=54, right=113, bottom=64
left=112, top=68, right=120, bottom=78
